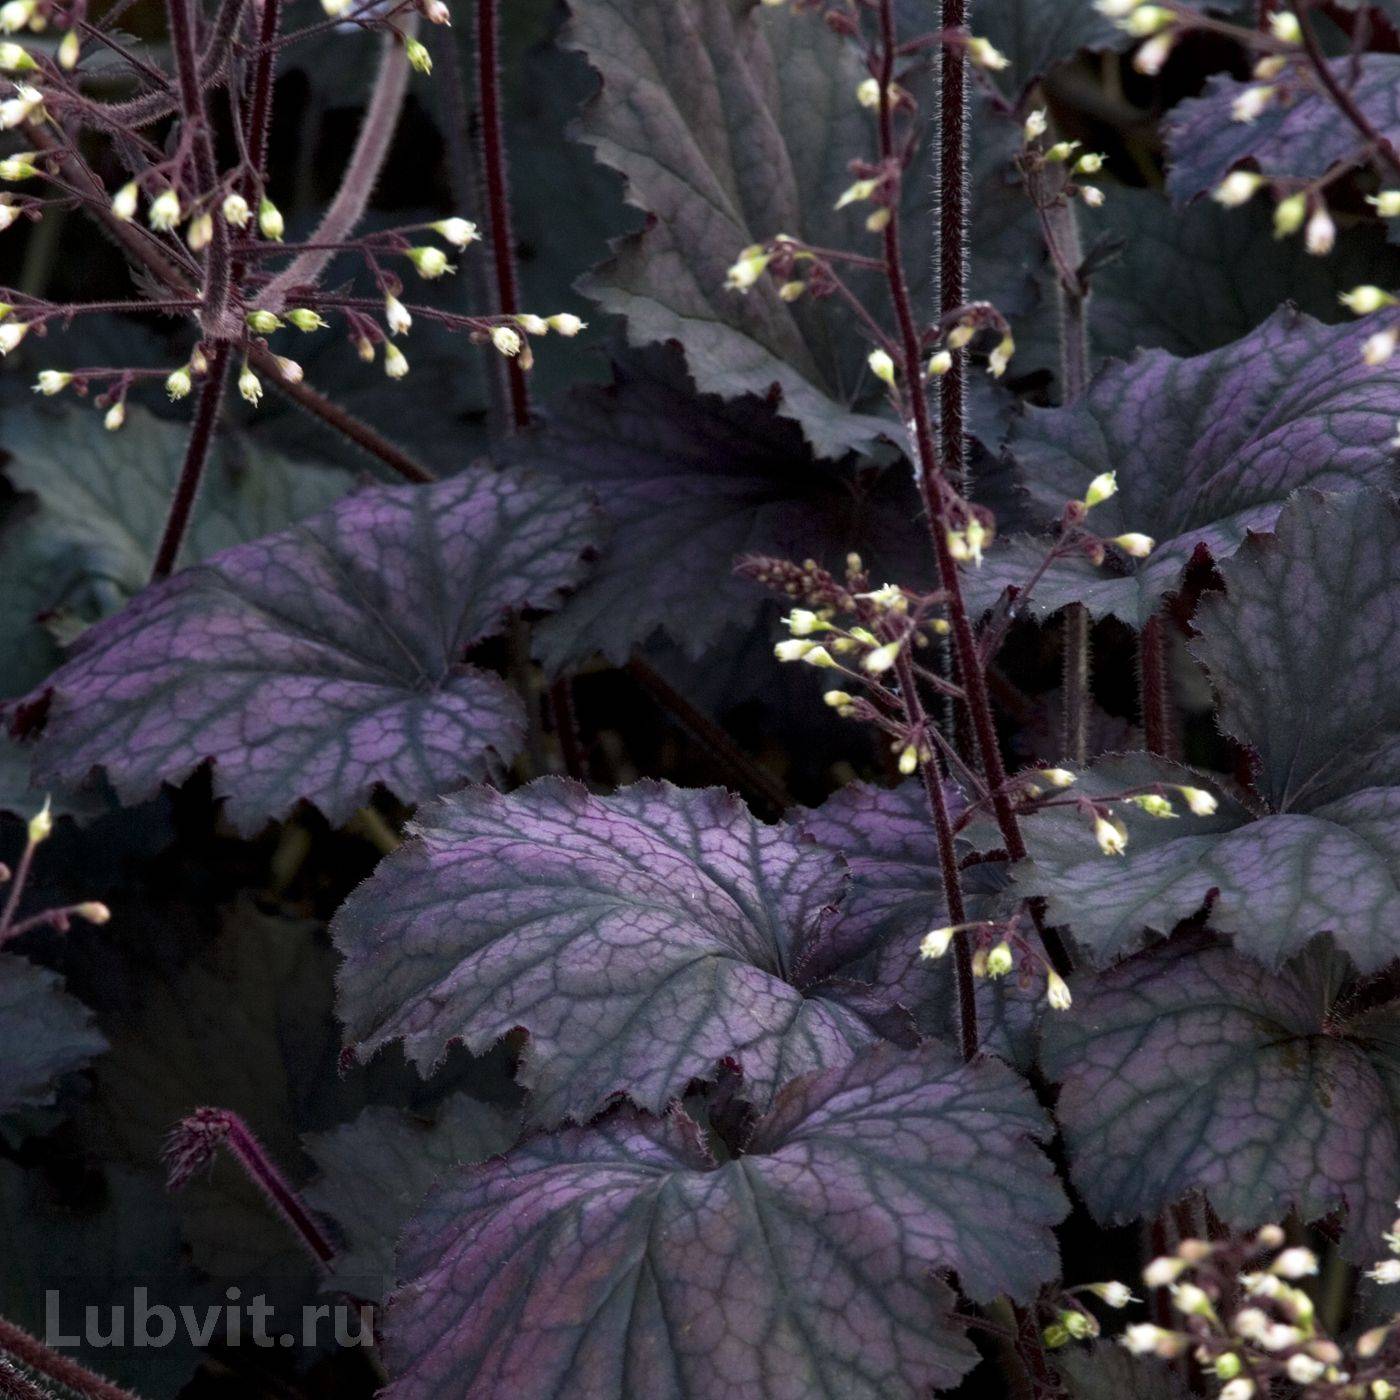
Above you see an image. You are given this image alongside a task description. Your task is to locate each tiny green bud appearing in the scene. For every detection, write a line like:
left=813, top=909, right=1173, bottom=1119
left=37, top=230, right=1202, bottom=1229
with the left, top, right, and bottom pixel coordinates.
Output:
left=1213, top=171, right=1264, bottom=208
left=1340, top=285, right=1398, bottom=315
left=406, top=245, right=453, bottom=278
left=258, top=196, right=284, bottom=241
left=986, top=942, right=1014, bottom=978
left=383, top=341, right=409, bottom=379
left=1213, top=1353, right=1242, bottom=1380
left=27, top=797, right=51, bottom=845
left=1130, top=793, right=1176, bottom=818
left=1368, top=190, right=1400, bottom=218
left=1083, top=470, right=1117, bottom=508
left=103, top=399, right=125, bottom=431
left=867, top=348, right=896, bottom=387
left=1274, top=192, right=1307, bottom=238
left=1176, top=785, right=1218, bottom=816
left=405, top=37, right=432, bottom=73
left=245, top=309, right=284, bottom=334
left=286, top=308, right=327, bottom=332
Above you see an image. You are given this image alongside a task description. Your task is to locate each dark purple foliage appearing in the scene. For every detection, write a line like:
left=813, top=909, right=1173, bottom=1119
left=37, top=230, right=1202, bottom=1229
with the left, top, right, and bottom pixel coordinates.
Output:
left=1043, top=934, right=1400, bottom=1259
left=334, top=779, right=927, bottom=1124
left=381, top=1043, right=1066, bottom=1400
left=18, top=469, right=596, bottom=832
left=0, top=953, right=107, bottom=1116
left=965, top=311, right=1400, bottom=628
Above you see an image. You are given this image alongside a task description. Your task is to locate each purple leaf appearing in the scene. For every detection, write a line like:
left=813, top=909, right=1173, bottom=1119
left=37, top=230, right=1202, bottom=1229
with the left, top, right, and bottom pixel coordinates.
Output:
left=965, top=310, right=1400, bottom=627
left=333, top=779, right=878, bottom=1120
left=500, top=352, right=930, bottom=671
left=331, top=779, right=916, bottom=1124
left=1043, top=934, right=1400, bottom=1259
left=0, top=953, right=106, bottom=1116
left=21, top=469, right=596, bottom=833
left=1164, top=55, right=1400, bottom=205
left=381, top=1043, right=1066, bottom=1399
left=1011, top=493, right=1400, bottom=969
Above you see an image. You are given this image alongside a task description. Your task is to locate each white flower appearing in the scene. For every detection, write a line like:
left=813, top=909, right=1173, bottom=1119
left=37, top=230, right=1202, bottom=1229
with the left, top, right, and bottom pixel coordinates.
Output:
left=987, top=334, right=1015, bottom=378
left=165, top=366, right=192, bottom=400
left=321, top=0, right=352, bottom=15
left=1122, top=5, right=1173, bottom=36
left=32, top=369, right=71, bottom=395
left=0, top=197, right=16, bottom=231
left=0, top=41, right=36, bottom=69
left=1306, top=206, right=1336, bottom=256
left=258, top=196, right=284, bottom=241
left=57, top=28, right=78, bottom=68
left=1132, top=31, right=1175, bottom=74
left=1287, top=1355, right=1326, bottom=1384
left=1365, top=328, right=1399, bottom=366
left=965, top=36, right=1009, bottom=70
left=1074, top=152, right=1105, bottom=174
left=1177, top=785, right=1218, bottom=816
left=238, top=365, right=263, bottom=405
left=1274, top=192, right=1306, bottom=237
left=385, top=294, right=412, bottom=336
left=855, top=77, right=881, bottom=108
left=423, top=0, right=451, bottom=23
left=785, top=610, right=822, bottom=636
left=515, top=313, right=549, bottom=335
left=1081, top=186, right=1106, bottom=208
left=1024, top=109, right=1047, bottom=142
left=774, top=639, right=814, bottom=662
left=802, top=646, right=837, bottom=669
left=547, top=312, right=585, bottom=336
left=835, top=177, right=879, bottom=210
left=985, top=942, right=1014, bottom=977
left=1142, top=1255, right=1186, bottom=1288
left=1120, top=1323, right=1175, bottom=1356
left=862, top=640, right=901, bottom=673
left=1086, top=1282, right=1136, bottom=1308
left=1084, top=470, right=1117, bottom=507
left=1112, top=532, right=1155, bottom=557
left=1046, top=970, right=1072, bottom=1011
left=1094, top=814, right=1127, bottom=855
left=491, top=325, right=522, bottom=357
left=0, top=317, right=28, bottom=352
left=867, top=348, right=896, bottom=387
left=1213, top=171, right=1264, bottom=208
left=920, top=926, right=956, bottom=960
left=406, top=245, right=452, bottom=278
left=0, top=1, right=35, bottom=35
left=1268, top=12, right=1302, bottom=43
left=432, top=217, right=479, bottom=247
left=1230, top=85, right=1275, bottom=124
left=1219, top=1382, right=1255, bottom=1400
left=927, top=349, right=953, bottom=376
left=186, top=212, right=213, bottom=252
left=148, top=188, right=181, bottom=231
left=1367, top=1258, right=1400, bottom=1285
left=103, top=400, right=125, bottom=430
left=1040, top=768, right=1076, bottom=787
left=0, top=82, right=43, bottom=129
left=1271, top=1247, right=1319, bottom=1278
left=1367, top=190, right=1400, bottom=218
left=274, top=355, right=303, bottom=384
left=383, top=342, right=409, bottom=379
left=222, top=192, right=250, bottom=227
left=0, top=152, right=38, bottom=180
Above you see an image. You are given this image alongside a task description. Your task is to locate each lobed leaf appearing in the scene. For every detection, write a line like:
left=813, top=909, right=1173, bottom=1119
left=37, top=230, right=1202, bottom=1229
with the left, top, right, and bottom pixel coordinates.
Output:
left=499, top=352, right=929, bottom=672
left=332, top=779, right=916, bottom=1124
left=1165, top=55, right=1400, bottom=206
left=1043, top=935, right=1400, bottom=1259
left=0, top=954, right=106, bottom=1116
left=381, top=1043, right=1066, bottom=1399
left=20, top=469, right=596, bottom=833
left=965, top=311, right=1400, bottom=627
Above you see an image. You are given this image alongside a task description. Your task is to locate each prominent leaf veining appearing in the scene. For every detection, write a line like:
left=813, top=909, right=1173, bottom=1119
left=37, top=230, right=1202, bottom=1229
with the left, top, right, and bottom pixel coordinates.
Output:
left=1013, top=494, right=1400, bottom=970
left=965, top=311, right=1400, bottom=627
left=382, top=1044, right=1066, bottom=1399
left=1043, top=935, right=1400, bottom=1258
left=1165, top=55, right=1400, bottom=206
left=19, top=469, right=596, bottom=832
left=332, top=779, right=922, bottom=1124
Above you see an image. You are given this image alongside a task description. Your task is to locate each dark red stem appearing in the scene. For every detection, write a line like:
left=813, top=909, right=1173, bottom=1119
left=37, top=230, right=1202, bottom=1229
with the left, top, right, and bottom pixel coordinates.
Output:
left=0, top=1315, right=142, bottom=1400
left=938, top=0, right=969, bottom=486
left=1139, top=614, right=1172, bottom=757
left=474, top=0, right=529, bottom=431
left=874, top=0, right=1070, bottom=976
left=150, top=344, right=232, bottom=580
left=895, top=650, right=977, bottom=1060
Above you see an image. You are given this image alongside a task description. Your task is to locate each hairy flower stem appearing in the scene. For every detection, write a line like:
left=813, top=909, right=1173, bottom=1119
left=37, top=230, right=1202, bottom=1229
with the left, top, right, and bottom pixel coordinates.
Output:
left=165, top=1108, right=336, bottom=1267
left=938, top=0, right=969, bottom=487
left=167, top=0, right=232, bottom=328
left=261, top=24, right=416, bottom=308
left=895, top=650, right=977, bottom=1061
left=473, top=0, right=585, bottom=780
left=875, top=0, right=1071, bottom=979
left=150, top=344, right=232, bottom=580
left=1139, top=614, right=1172, bottom=757
left=1041, top=195, right=1093, bottom=765
left=0, top=1315, right=142, bottom=1400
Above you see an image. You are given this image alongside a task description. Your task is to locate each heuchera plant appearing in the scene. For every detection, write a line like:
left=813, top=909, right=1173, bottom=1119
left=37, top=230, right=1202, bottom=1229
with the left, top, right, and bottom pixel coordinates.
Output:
left=1, top=0, right=1400, bottom=1397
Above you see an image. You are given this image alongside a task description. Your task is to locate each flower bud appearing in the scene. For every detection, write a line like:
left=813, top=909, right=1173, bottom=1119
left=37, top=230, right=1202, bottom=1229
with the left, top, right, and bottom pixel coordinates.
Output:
left=774, top=639, right=814, bottom=662
left=423, top=0, right=450, bottom=23
left=1143, top=1256, right=1187, bottom=1290
left=0, top=197, right=17, bottom=232
left=920, top=926, right=956, bottom=960
left=547, top=312, right=585, bottom=336
left=1366, top=1258, right=1400, bottom=1284
left=491, top=325, right=522, bottom=357
left=274, top=355, right=303, bottom=384
left=987, top=334, right=1015, bottom=378
left=965, top=35, right=1009, bottom=70
left=258, top=196, right=284, bottom=241
left=1133, top=31, right=1175, bottom=75
left=222, top=191, right=251, bottom=227
left=1094, top=814, right=1128, bottom=855
left=0, top=0, right=35, bottom=34
left=383, top=342, right=409, bottom=379
left=186, top=211, right=213, bottom=252
left=189, top=346, right=209, bottom=375
left=835, top=177, right=879, bottom=210
left=1111, top=532, right=1154, bottom=557
left=57, top=26, right=78, bottom=67
left=1039, top=768, right=1076, bottom=788
left=1365, top=327, right=1399, bottom=365
left=385, top=294, right=412, bottom=336
left=1171, top=1282, right=1213, bottom=1317
left=1083, top=470, right=1117, bottom=507
left=1368, top=190, right=1400, bottom=218
left=165, top=366, right=192, bottom=400
left=1074, top=152, right=1105, bottom=175
left=1268, top=12, right=1302, bottom=43
left=1130, top=793, right=1176, bottom=818
left=1271, top=1246, right=1318, bottom=1278
left=0, top=317, right=28, bottom=352
left=1046, top=969, right=1072, bottom=1011
left=515, top=313, right=549, bottom=336
left=802, top=646, right=838, bottom=669
left=1045, top=140, right=1079, bottom=164
left=785, top=610, right=822, bottom=636
left=986, top=942, right=1014, bottom=978
left=1219, top=1382, right=1254, bottom=1400
left=103, top=399, right=125, bottom=431
left=855, top=77, right=881, bottom=108
left=27, top=797, right=51, bottom=845
left=321, top=0, right=352, bottom=15
left=432, top=217, right=479, bottom=247
left=862, top=640, right=901, bottom=673
left=74, top=901, right=110, bottom=924
left=1086, top=1281, right=1135, bottom=1307
left=148, top=188, right=181, bottom=232
left=1305, top=205, right=1336, bottom=256
left=238, top=365, right=262, bottom=405
left=246, top=309, right=284, bottom=334
left=867, top=348, right=896, bottom=387
left=897, top=744, right=919, bottom=776
left=1041, top=1322, right=1070, bottom=1349
left=1213, top=1352, right=1242, bottom=1380
left=777, top=280, right=806, bottom=302
left=1274, top=192, right=1306, bottom=238
left=406, top=245, right=453, bottom=278
left=0, top=151, right=38, bottom=180
left=405, top=37, right=431, bottom=73
left=0, top=81, right=43, bottom=129
left=286, top=308, right=327, bottom=332
left=0, top=40, right=35, bottom=69
left=1231, top=85, right=1275, bottom=124
left=927, top=350, right=952, bottom=377
left=1286, top=1354, right=1325, bottom=1384
left=32, top=369, right=72, bottom=396
left=1213, top=171, right=1264, bottom=208
left=1024, top=108, right=1047, bottom=142
left=1123, top=5, right=1173, bottom=37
